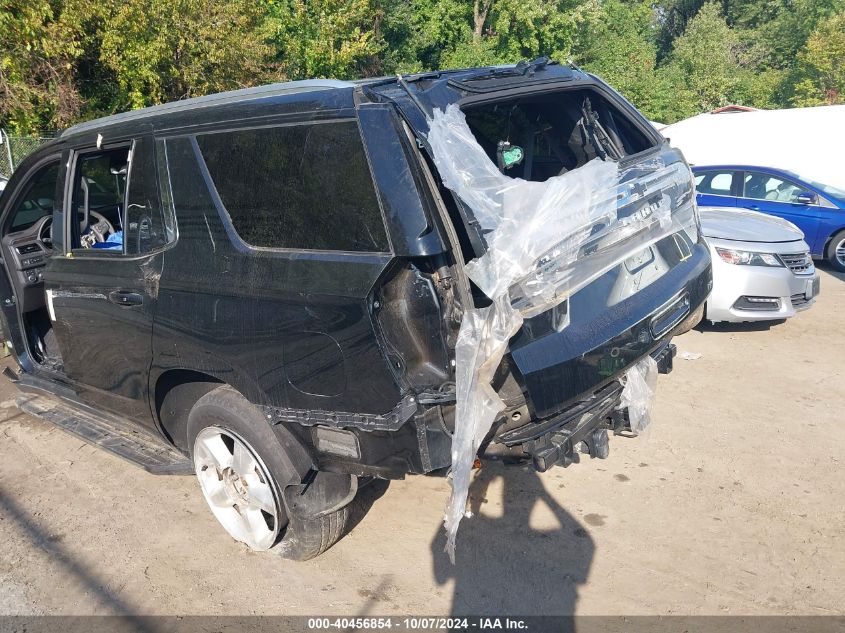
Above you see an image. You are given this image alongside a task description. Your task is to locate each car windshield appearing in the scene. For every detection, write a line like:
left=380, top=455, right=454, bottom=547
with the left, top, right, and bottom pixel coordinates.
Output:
left=786, top=171, right=845, bottom=201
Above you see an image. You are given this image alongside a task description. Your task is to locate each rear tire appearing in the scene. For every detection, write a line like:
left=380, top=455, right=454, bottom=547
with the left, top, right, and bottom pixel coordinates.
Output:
left=187, top=386, right=352, bottom=560
left=274, top=502, right=351, bottom=561
left=826, top=230, right=845, bottom=272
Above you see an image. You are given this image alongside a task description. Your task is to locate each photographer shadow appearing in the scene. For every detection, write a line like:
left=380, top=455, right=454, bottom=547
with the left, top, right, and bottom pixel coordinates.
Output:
left=432, top=461, right=594, bottom=619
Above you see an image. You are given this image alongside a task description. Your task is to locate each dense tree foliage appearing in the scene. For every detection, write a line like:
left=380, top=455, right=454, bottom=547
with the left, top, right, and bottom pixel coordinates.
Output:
left=792, top=10, right=845, bottom=105
left=101, top=0, right=272, bottom=109
left=1, top=0, right=842, bottom=132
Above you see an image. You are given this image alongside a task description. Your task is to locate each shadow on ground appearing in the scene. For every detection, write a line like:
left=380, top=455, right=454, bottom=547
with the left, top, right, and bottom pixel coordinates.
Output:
left=431, top=462, right=593, bottom=617
left=0, top=487, right=155, bottom=632
left=815, top=261, right=845, bottom=282
left=694, top=318, right=787, bottom=333
left=346, top=478, right=392, bottom=536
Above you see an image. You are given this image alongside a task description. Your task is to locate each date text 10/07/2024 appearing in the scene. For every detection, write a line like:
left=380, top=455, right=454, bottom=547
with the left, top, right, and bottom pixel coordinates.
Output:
left=307, top=618, right=529, bottom=630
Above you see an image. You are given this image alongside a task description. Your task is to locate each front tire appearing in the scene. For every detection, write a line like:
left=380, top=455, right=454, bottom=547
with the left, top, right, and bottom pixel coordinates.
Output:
left=826, top=230, right=845, bottom=272
left=187, top=386, right=352, bottom=560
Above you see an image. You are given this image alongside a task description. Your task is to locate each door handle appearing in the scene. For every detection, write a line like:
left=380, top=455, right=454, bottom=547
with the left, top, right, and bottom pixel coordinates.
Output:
left=747, top=204, right=760, bottom=210
left=108, top=290, right=144, bottom=307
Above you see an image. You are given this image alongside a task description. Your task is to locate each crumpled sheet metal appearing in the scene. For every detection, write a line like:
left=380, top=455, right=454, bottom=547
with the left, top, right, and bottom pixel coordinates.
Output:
left=427, top=104, right=681, bottom=561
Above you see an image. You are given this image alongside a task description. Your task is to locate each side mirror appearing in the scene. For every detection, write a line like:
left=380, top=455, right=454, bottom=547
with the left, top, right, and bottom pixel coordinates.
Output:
left=795, top=191, right=817, bottom=205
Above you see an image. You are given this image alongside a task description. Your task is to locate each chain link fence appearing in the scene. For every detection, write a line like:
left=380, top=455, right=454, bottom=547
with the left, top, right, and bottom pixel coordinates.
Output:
left=0, top=130, right=56, bottom=179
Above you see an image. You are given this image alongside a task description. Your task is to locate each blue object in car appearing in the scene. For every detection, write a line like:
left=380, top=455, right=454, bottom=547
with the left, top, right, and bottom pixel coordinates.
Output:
left=90, top=230, right=123, bottom=250
left=691, top=165, right=845, bottom=271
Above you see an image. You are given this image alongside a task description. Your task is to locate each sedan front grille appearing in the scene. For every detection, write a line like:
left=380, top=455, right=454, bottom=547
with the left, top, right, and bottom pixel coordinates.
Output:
left=780, top=252, right=814, bottom=275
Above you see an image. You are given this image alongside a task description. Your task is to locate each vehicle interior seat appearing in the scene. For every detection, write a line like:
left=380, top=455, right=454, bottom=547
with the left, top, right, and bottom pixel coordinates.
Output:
left=776, top=182, right=800, bottom=202
left=745, top=175, right=767, bottom=199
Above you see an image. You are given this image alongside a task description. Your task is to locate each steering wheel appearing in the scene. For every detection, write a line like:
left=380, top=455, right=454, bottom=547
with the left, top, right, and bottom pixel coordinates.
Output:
left=35, top=216, right=53, bottom=249
left=80, top=210, right=116, bottom=247
left=35, top=212, right=116, bottom=249
left=89, top=210, right=115, bottom=238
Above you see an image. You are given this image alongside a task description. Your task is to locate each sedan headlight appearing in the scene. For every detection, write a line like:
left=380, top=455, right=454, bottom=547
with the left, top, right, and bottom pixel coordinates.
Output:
left=715, top=247, right=783, bottom=267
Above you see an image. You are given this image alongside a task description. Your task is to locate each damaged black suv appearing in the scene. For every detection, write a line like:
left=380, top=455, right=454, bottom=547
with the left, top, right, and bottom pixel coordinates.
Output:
left=0, top=60, right=710, bottom=559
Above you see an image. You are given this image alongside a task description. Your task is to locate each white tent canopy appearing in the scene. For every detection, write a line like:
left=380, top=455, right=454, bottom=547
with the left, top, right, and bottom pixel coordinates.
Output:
left=660, top=105, right=845, bottom=191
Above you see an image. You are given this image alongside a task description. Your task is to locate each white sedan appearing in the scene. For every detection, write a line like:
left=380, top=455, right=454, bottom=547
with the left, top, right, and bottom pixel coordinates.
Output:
left=700, top=206, right=820, bottom=323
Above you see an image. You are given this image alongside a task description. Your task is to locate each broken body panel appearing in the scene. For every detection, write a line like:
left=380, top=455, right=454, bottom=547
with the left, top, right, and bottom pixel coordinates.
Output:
left=0, top=63, right=711, bottom=538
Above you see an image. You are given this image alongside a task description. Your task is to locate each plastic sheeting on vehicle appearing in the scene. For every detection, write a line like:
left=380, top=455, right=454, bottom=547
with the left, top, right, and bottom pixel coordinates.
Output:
left=617, top=355, right=659, bottom=435
left=426, top=104, right=689, bottom=561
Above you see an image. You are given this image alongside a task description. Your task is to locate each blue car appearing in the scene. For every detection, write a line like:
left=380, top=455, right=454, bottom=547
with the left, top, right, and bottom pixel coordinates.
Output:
left=692, top=165, right=845, bottom=271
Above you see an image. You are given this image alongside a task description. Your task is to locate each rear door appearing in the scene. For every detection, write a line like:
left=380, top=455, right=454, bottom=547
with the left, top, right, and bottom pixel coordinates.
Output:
left=150, top=119, right=406, bottom=419
left=693, top=169, right=739, bottom=208
left=739, top=170, right=824, bottom=247
left=44, top=136, right=176, bottom=426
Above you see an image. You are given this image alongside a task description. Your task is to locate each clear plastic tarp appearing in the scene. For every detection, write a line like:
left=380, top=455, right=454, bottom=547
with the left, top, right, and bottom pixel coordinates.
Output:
left=427, top=104, right=691, bottom=561
left=617, top=355, right=659, bottom=435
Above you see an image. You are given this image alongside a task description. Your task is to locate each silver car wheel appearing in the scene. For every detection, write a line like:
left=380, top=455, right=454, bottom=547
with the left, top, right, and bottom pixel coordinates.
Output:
left=836, top=237, right=845, bottom=267
left=193, top=426, right=281, bottom=550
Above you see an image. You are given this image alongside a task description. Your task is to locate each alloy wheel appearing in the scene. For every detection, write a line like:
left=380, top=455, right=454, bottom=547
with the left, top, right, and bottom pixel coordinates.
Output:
left=836, top=237, right=845, bottom=268
left=193, top=426, right=281, bottom=550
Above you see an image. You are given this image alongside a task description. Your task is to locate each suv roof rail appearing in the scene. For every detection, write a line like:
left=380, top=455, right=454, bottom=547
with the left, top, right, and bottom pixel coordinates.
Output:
left=61, top=79, right=356, bottom=138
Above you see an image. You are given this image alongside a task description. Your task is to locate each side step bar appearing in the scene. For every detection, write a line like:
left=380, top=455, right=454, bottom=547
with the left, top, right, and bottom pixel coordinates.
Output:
left=16, top=393, right=193, bottom=475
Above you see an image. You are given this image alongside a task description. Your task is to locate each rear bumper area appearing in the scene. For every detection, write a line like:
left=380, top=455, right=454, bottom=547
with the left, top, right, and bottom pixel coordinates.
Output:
left=486, top=342, right=675, bottom=472
left=489, top=381, right=622, bottom=472
left=508, top=241, right=711, bottom=419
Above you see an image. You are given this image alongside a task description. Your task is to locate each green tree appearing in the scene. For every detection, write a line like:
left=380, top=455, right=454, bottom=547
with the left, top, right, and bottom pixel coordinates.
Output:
left=99, top=0, right=273, bottom=110
left=654, top=0, right=716, bottom=59
left=402, top=0, right=473, bottom=70
left=268, top=0, right=385, bottom=79
left=5, top=0, right=844, bottom=134
left=481, top=0, right=587, bottom=63
left=574, top=0, right=671, bottom=120
left=0, top=0, right=83, bottom=132
left=409, top=0, right=590, bottom=70
left=658, top=2, right=778, bottom=120
left=756, top=0, right=845, bottom=69
left=376, top=0, right=428, bottom=73
left=792, top=10, right=845, bottom=105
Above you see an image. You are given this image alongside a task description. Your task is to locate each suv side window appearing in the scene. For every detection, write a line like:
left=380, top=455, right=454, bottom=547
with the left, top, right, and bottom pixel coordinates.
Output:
left=742, top=171, right=805, bottom=204
left=195, top=121, right=389, bottom=252
left=125, top=137, right=176, bottom=254
left=70, top=146, right=130, bottom=251
left=9, top=162, right=60, bottom=232
left=68, top=139, right=176, bottom=255
left=694, top=170, right=735, bottom=196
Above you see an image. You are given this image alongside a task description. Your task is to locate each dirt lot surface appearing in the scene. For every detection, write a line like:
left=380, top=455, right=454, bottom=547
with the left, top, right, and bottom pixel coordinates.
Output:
left=0, top=266, right=843, bottom=617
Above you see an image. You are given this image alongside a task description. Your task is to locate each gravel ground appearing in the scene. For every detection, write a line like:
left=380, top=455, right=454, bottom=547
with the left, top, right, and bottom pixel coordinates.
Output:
left=0, top=266, right=842, bottom=617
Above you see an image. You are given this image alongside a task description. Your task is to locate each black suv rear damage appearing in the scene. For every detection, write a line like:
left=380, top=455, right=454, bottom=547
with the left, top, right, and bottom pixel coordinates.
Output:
left=0, top=60, right=711, bottom=559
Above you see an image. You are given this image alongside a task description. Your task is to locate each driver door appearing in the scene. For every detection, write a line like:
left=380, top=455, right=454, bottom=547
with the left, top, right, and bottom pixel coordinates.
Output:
left=739, top=170, right=824, bottom=248
left=43, top=136, right=174, bottom=427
